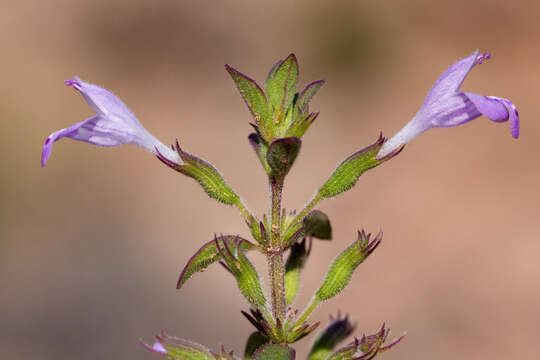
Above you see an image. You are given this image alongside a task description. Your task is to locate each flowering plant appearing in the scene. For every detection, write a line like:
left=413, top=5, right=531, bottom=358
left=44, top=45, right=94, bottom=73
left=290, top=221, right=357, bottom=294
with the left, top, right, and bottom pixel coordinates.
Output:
left=42, top=52, right=518, bottom=360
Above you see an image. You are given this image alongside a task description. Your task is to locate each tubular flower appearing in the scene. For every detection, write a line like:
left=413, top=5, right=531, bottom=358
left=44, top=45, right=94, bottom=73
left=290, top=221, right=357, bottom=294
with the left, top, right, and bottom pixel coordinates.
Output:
left=377, top=51, right=519, bottom=158
left=41, top=77, right=182, bottom=167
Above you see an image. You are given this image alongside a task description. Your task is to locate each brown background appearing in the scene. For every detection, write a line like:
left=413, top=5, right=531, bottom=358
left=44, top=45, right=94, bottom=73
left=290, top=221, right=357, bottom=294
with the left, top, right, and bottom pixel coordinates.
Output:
left=1, top=1, right=538, bottom=359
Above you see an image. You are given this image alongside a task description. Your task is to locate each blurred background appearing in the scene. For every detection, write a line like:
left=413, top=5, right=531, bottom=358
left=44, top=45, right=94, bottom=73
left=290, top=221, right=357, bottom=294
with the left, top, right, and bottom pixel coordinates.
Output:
left=1, top=0, right=538, bottom=359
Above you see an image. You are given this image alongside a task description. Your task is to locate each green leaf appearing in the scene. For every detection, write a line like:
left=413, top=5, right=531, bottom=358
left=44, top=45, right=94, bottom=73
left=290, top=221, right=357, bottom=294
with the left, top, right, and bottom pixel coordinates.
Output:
left=177, top=235, right=257, bottom=289
left=156, top=141, right=240, bottom=205
left=284, top=112, right=318, bottom=139
left=248, top=132, right=271, bottom=175
left=297, top=80, right=325, bottom=113
left=307, top=313, right=355, bottom=360
left=253, top=344, right=296, bottom=360
left=217, top=237, right=269, bottom=314
left=285, top=239, right=311, bottom=305
left=317, top=134, right=388, bottom=199
left=141, top=332, right=215, bottom=360
left=266, top=137, right=301, bottom=178
left=303, top=210, right=332, bottom=240
left=244, top=332, right=270, bottom=360
left=315, top=230, right=381, bottom=301
left=225, top=64, right=271, bottom=139
left=266, top=54, right=299, bottom=127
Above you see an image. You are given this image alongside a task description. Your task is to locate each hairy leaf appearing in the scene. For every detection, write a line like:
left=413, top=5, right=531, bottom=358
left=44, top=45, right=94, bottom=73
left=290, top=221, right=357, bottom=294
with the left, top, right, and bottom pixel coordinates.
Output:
left=297, top=80, right=325, bottom=113
left=308, top=313, right=355, bottom=360
left=266, top=54, right=299, bottom=126
left=141, top=332, right=215, bottom=360
left=318, top=134, right=401, bottom=199
left=177, top=235, right=257, bottom=289
left=316, top=230, right=382, bottom=301
left=266, top=137, right=301, bottom=178
left=253, top=344, right=296, bottom=360
left=217, top=237, right=269, bottom=313
left=226, top=64, right=271, bottom=139
left=303, top=210, right=332, bottom=240
left=244, top=332, right=270, bottom=360
left=156, top=141, right=240, bottom=205
left=285, top=239, right=311, bottom=305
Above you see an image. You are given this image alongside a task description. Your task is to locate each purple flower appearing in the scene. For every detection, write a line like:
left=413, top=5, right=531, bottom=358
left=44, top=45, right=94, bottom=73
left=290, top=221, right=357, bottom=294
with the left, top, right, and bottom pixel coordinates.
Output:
left=377, top=51, right=519, bottom=158
left=41, top=77, right=182, bottom=167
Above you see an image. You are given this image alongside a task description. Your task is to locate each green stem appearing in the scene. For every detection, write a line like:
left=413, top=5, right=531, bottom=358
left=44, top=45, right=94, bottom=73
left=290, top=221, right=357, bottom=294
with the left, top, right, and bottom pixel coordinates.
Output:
left=268, top=176, right=286, bottom=330
left=292, top=296, right=320, bottom=331
left=235, top=198, right=257, bottom=225
left=285, top=191, right=323, bottom=234
left=234, top=198, right=263, bottom=241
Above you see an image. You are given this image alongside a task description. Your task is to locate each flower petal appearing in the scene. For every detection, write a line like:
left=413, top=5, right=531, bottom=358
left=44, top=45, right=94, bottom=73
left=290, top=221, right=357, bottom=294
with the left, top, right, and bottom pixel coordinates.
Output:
left=464, top=93, right=519, bottom=138
left=426, top=93, right=481, bottom=127
left=66, top=77, right=139, bottom=121
left=423, top=51, right=479, bottom=106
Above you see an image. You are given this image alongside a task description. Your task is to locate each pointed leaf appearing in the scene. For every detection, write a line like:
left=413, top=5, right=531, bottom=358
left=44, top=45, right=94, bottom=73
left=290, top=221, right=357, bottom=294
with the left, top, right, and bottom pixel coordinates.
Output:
left=245, top=332, right=270, bottom=359
left=326, top=324, right=404, bottom=360
left=156, top=141, right=240, bottom=205
left=177, top=235, right=257, bottom=289
left=318, top=134, right=399, bottom=199
left=217, top=237, right=269, bottom=314
left=225, top=64, right=271, bottom=139
left=253, top=344, right=296, bottom=360
left=266, top=54, right=299, bottom=124
left=303, top=210, right=332, bottom=240
left=307, top=313, right=355, bottom=360
left=248, top=132, right=271, bottom=174
left=316, top=230, right=382, bottom=301
left=266, top=137, right=301, bottom=178
left=285, top=112, right=318, bottom=138
left=285, top=239, right=311, bottom=305
left=141, top=332, right=214, bottom=360
left=297, top=80, right=325, bottom=113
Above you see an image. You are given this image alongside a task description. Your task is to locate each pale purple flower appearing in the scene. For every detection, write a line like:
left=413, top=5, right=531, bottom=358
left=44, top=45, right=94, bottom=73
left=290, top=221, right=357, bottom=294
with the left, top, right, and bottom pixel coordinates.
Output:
left=139, top=339, right=168, bottom=355
left=377, top=51, right=519, bottom=158
left=41, top=77, right=182, bottom=167
left=151, top=341, right=168, bottom=355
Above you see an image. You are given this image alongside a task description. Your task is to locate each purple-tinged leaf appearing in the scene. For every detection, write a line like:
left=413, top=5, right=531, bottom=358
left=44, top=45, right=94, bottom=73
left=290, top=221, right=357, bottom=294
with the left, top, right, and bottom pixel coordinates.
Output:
left=297, top=79, right=325, bottom=113
left=315, top=230, right=382, bottom=301
left=248, top=132, right=271, bottom=175
left=140, top=331, right=215, bottom=360
left=326, top=323, right=404, bottom=360
left=177, top=235, right=257, bottom=289
left=318, top=133, right=402, bottom=199
left=308, top=312, right=356, bottom=360
left=303, top=210, right=332, bottom=240
left=216, top=237, right=269, bottom=315
left=285, top=112, right=319, bottom=138
left=266, top=54, right=299, bottom=122
left=266, top=137, right=301, bottom=178
left=156, top=140, right=240, bottom=205
left=225, top=64, right=271, bottom=139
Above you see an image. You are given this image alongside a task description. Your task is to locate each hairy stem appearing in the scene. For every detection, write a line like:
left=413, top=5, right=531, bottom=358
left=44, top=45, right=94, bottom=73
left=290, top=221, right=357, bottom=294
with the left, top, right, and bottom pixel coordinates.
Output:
left=268, top=176, right=286, bottom=330
left=285, top=191, right=323, bottom=234
left=234, top=198, right=261, bottom=238
left=291, top=296, right=320, bottom=331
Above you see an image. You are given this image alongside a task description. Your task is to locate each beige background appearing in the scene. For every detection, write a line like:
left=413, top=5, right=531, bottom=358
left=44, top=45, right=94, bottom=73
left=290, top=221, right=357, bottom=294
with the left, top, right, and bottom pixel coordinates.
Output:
left=1, top=1, right=539, bottom=359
